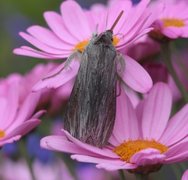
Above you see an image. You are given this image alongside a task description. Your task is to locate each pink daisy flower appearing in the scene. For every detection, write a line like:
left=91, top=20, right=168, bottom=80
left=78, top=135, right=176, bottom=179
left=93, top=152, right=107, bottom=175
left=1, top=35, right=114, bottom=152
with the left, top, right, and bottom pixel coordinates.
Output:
left=41, top=82, right=188, bottom=174
left=0, top=63, right=73, bottom=115
left=150, top=0, right=188, bottom=39
left=0, top=157, right=118, bottom=180
left=0, top=76, right=44, bottom=147
left=20, top=63, right=73, bottom=115
left=13, top=0, right=156, bottom=93
left=0, top=158, right=74, bottom=180
left=14, top=0, right=154, bottom=59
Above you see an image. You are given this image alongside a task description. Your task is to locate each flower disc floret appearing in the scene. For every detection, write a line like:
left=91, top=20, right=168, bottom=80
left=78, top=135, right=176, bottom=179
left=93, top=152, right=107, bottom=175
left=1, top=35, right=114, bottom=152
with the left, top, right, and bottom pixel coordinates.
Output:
left=114, top=140, right=168, bottom=162
left=162, top=18, right=185, bottom=28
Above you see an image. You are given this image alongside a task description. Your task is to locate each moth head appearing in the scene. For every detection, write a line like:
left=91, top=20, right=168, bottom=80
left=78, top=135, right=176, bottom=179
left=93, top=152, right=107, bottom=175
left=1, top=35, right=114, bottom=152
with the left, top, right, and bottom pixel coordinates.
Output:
left=93, top=30, right=113, bottom=45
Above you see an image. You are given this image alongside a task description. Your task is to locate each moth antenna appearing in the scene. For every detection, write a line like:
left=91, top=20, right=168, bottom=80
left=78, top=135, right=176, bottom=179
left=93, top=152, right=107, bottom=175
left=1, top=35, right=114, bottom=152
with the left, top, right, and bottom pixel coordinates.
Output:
left=110, top=11, right=124, bottom=31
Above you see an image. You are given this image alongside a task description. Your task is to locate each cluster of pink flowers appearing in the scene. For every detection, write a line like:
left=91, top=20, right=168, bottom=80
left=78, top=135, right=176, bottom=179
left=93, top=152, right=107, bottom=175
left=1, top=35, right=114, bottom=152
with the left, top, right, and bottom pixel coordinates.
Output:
left=1, top=0, right=188, bottom=179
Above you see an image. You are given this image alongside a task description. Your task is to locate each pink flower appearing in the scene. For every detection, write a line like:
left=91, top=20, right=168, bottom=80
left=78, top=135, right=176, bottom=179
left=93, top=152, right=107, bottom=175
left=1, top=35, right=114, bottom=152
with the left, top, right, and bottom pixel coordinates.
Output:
left=0, top=158, right=117, bottom=180
left=20, top=63, right=73, bottom=114
left=0, top=75, right=44, bottom=147
left=0, top=159, right=74, bottom=180
left=0, top=63, right=73, bottom=115
left=150, top=0, right=188, bottom=39
left=77, top=165, right=118, bottom=180
left=41, top=82, right=188, bottom=173
left=13, top=0, right=156, bottom=93
left=182, top=170, right=188, bottom=180
left=14, top=0, right=154, bottom=59
left=0, top=159, right=32, bottom=180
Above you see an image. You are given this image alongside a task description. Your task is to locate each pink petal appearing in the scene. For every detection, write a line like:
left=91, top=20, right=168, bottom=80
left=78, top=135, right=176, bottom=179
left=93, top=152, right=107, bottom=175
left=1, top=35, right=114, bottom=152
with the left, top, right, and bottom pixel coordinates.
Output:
left=7, top=92, right=41, bottom=132
left=63, top=130, right=118, bottom=158
left=86, top=9, right=106, bottom=34
left=109, top=134, right=120, bottom=147
left=40, top=135, right=91, bottom=155
left=60, top=1, right=91, bottom=41
left=0, top=82, right=19, bottom=130
left=13, top=47, right=58, bottom=59
left=32, top=110, right=46, bottom=119
left=118, top=15, right=150, bottom=47
left=0, top=135, right=21, bottom=147
left=142, top=83, right=172, bottom=140
left=124, top=86, right=140, bottom=108
left=130, top=148, right=166, bottom=166
left=105, top=0, right=132, bottom=33
left=117, top=28, right=152, bottom=49
left=19, top=32, right=68, bottom=55
left=109, top=88, right=139, bottom=145
left=121, top=0, right=150, bottom=34
left=0, top=98, right=8, bottom=124
left=27, top=25, right=72, bottom=50
left=135, top=99, right=145, bottom=130
left=119, top=55, right=153, bottom=93
left=117, top=0, right=152, bottom=46
left=96, top=163, right=136, bottom=171
left=33, top=60, right=79, bottom=91
left=160, top=104, right=188, bottom=146
left=165, top=141, right=188, bottom=164
left=14, top=46, right=69, bottom=59
left=17, top=92, right=41, bottom=120
left=71, top=154, right=121, bottom=164
left=162, top=27, right=181, bottom=39
left=44, top=11, right=77, bottom=45
left=4, top=119, right=40, bottom=141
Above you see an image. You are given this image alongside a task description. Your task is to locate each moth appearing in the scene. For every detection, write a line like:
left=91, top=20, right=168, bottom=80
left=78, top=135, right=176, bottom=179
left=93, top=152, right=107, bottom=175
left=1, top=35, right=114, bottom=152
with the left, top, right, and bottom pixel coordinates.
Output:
left=64, top=11, right=124, bottom=148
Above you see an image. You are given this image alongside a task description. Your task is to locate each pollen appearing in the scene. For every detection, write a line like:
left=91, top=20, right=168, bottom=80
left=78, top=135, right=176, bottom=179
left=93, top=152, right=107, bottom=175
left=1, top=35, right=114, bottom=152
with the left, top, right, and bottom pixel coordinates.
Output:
left=113, top=36, right=120, bottom=46
left=74, top=40, right=89, bottom=52
left=162, top=18, right=185, bottom=28
left=113, top=140, right=168, bottom=163
left=0, top=130, right=5, bottom=138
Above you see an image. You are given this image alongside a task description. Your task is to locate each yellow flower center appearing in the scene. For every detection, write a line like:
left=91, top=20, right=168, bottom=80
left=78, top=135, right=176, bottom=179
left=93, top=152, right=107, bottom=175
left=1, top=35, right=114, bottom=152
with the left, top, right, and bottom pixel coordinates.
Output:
left=113, top=140, right=168, bottom=163
left=74, top=40, right=89, bottom=53
left=0, top=130, right=5, bottom=138
left=113, top=36, right=120, bottom=46
left=74, top=36, right=120, bottom=52
left=162, top=18, right=185, bottom=28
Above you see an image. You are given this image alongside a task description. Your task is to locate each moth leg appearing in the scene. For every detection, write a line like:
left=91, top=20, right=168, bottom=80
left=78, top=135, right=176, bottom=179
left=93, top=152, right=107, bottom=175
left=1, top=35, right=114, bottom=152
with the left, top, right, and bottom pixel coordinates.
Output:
left=116, top=53, right=125, bottom=76
left=116, top=78, right=122, bottom=97
left=64, top=51, right=82, bottom=69
left=115, top=53, right=126, bottom=97
left=42, top=51, right=82, bottom=80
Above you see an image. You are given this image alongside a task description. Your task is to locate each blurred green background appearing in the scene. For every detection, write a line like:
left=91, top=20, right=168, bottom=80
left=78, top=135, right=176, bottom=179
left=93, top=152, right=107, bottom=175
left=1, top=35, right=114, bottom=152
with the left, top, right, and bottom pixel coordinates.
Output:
left=0, top=0, right=61, bottom=76
left=0, top=0, right=108, bottom=77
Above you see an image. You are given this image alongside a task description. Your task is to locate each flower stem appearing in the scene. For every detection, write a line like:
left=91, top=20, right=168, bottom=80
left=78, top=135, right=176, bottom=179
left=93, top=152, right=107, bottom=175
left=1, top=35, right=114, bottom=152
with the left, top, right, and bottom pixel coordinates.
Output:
left=161, top=42, right=188, bottom=103
left=135, top=174, right=149, bottom=180
left=119, top=170, right=126, bottom=180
